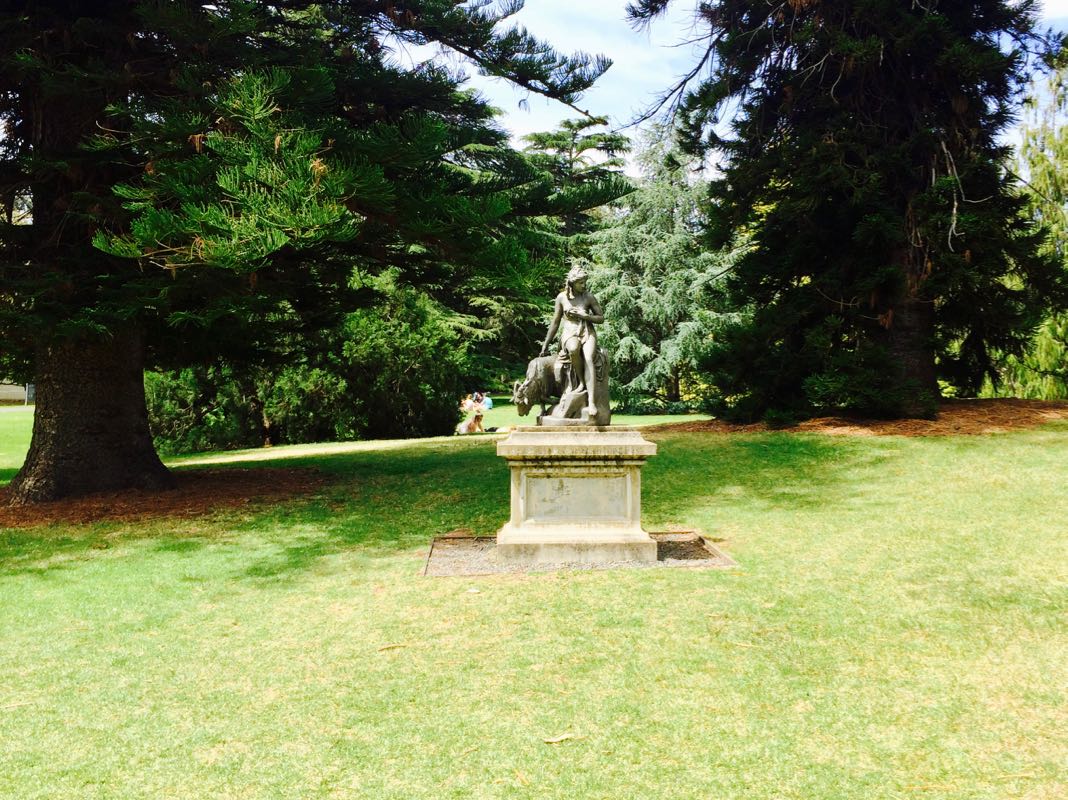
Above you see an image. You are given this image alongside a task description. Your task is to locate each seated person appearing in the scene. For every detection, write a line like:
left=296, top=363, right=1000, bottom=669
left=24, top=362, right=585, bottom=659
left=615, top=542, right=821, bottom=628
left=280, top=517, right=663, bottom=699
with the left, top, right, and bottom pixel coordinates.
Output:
left=456, top=409, right=484, bottom=435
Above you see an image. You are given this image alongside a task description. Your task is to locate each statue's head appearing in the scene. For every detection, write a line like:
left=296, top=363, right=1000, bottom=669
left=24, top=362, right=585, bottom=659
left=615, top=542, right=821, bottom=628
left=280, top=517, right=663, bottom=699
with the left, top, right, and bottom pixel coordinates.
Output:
left=512, top=378, right=533, bottom=416
left=565, top=265, right=588, bottom=298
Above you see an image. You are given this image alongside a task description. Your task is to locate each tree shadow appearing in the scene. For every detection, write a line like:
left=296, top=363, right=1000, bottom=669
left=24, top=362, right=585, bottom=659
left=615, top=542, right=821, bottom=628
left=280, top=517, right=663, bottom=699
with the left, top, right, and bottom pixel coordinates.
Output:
left=0, top=432, right=885, bottom=582
left=234, top=432, right=890, bottom=582
left=0, top=523, right=113, bottom=579
left=235, top=442, right=510, bottom=580
left=643, top=431, right=894, bottom=521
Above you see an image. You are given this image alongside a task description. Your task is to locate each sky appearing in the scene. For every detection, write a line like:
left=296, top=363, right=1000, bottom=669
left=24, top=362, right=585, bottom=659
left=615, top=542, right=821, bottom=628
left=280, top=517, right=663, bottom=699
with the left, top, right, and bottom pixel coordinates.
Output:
left=417, top=0, right=1068, bottom=159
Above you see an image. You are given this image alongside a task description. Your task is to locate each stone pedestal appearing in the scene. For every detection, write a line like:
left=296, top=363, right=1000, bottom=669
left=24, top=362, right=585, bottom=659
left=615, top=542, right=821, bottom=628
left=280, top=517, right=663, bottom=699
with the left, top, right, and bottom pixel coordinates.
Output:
left=495, top=426, right=657, bottom=565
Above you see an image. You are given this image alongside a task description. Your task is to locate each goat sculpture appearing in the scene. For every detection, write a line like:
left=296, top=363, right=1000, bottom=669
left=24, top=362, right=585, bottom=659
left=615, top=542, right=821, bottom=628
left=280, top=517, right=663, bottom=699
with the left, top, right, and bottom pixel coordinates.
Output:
left=511, top=350, right=611, bottom=426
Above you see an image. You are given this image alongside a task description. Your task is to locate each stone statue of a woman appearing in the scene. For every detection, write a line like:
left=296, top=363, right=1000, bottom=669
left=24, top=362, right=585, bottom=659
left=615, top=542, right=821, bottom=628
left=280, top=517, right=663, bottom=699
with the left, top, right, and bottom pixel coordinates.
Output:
left=540, top=265, right=607, bottom=421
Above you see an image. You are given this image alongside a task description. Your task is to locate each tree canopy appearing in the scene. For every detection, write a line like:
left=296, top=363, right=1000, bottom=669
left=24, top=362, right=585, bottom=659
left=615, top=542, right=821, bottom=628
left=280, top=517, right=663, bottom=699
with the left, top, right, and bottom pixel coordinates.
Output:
left=996, top=49, right=1068, bottom=399
left=633, top=0, right=1067, bottom=420
left=0, top=1, right=614, bottom=502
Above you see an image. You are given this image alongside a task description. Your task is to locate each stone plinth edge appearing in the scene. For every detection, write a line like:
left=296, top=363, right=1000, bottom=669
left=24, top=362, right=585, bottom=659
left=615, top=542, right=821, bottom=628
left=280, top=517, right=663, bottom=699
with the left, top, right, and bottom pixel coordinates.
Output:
left=497, top=426, right=657, bottom=460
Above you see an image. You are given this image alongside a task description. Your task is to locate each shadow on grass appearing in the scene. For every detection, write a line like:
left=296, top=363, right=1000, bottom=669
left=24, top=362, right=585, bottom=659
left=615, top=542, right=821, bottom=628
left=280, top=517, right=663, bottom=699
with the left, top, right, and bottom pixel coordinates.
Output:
left=0, top=523, right=115, bottom=579
left=155, top=539, right=205, bottom=554
left=0, top=432, right=883, bottom=581
left=235, top=441, right=510, bottom=579
left=235, top=432, right=885, bottom=581
left=643, top=431, right=893, bottom=521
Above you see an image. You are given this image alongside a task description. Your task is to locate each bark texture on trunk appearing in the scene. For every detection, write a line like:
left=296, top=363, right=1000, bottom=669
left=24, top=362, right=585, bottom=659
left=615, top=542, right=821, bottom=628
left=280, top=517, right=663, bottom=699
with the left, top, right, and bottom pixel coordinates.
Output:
left=7, top=329, right=173, bottom=505
left=666, top=371, right=681, bottom=404
left=885, top=296, right=940, bottom=418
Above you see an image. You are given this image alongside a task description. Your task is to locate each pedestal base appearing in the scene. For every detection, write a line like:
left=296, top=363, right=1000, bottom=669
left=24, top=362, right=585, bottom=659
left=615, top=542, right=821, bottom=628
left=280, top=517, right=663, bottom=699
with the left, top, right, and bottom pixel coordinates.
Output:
left=496, top=525, right=657, bottom=565
left=495, top=427, right=657, bottom=565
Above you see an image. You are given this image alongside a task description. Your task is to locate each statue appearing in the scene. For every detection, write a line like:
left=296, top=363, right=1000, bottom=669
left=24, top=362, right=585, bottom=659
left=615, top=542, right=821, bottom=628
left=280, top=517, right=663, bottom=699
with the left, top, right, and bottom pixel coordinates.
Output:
left=512, top=265, right=611, bottom=426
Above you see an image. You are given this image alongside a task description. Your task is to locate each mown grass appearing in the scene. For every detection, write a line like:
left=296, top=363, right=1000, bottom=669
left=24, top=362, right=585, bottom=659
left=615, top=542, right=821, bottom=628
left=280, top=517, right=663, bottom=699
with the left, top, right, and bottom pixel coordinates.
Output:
left=475, top=396, right=710, bottom=431
left=0, top=408, right=1065, bottom=799
left=0, top=406, right=33, bottom=483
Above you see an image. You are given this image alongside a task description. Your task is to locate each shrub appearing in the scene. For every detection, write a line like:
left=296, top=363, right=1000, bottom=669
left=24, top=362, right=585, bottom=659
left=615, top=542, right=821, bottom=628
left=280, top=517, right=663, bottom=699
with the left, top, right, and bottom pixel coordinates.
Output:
left=145, top=283, right=471, bottom=453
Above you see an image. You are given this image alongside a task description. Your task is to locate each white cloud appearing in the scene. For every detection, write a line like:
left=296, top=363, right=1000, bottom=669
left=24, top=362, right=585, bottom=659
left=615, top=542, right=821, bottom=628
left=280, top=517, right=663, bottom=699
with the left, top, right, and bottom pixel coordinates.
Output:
left=1041, top=0, right=1068, bottom=18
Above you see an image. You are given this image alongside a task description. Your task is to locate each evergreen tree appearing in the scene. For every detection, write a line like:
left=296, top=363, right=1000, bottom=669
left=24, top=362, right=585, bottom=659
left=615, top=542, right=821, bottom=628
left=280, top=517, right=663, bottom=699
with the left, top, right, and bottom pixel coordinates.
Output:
left=632, top=0, right=1067, bottom=420
left=588, top=129, right=737, bottom=407
left=145, top=271, right=473, bottom=452
left=0, top=1, right=611, bottom=503
left=996, top=50, right=1068, bottom=398
left=460, top=116, right=632, bottom=385
left=522, top=116, right=632, bottom=239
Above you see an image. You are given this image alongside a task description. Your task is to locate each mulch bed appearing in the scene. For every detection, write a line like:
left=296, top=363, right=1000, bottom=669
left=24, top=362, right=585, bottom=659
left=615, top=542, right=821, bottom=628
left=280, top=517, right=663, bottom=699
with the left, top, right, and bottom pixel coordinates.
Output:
left=0, top=468, right=327, bottom=529
left=652, top=398, right=1068, bottom=437
left=423, top=531, right=737, bottom=576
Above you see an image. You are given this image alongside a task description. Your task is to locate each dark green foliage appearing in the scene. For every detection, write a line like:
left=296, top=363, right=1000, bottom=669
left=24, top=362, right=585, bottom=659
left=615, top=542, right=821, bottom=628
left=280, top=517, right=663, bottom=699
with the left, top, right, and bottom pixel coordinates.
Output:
left=0, top=1, right=614, bottom=495
left=521, top=117, right=633, bottom=240
left=147, top=276, right=470, bottom=452
left=145, top=366, right=266, bottom=456
left=635, top=0, right=1067, bottom=420
left=334, top=276, right=470, bottom=440
left=147, top=365, right=357, bottom=456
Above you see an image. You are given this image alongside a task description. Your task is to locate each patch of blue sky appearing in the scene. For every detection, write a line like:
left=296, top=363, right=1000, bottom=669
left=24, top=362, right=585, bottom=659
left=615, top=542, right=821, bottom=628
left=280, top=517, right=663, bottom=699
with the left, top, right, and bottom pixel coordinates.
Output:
left=423, top=0, right=1068, bottom=173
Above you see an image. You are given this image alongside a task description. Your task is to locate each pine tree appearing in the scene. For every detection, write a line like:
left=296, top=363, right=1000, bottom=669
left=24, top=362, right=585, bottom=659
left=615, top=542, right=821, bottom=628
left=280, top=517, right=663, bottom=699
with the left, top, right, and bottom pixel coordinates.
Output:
left=522, top=116, right=632, bottom=239
left=587, top=129, right=737, bottom=406
left=632, top=0, right=1067, bottom=420
left=0, top=1, right=611, bottom=503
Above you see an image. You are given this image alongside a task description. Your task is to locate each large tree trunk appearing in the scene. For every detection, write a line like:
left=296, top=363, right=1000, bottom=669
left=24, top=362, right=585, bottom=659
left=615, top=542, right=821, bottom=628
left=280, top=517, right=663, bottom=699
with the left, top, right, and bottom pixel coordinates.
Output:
left=884, top=295, right=940, bottom=419
left=666, top=370, right=681, bottom=404
left=7, top=329, right=173, bottom=505
left=872, top=241, right=941, bottom=418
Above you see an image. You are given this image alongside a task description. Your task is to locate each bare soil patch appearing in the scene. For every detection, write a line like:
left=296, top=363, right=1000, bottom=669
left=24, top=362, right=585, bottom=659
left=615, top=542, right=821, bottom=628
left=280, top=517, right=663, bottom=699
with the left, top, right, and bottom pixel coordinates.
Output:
left=653, top=399, right=1068, bottom=437
left=0, top=468, right=327, bottom=529
left=423, top=531, right=737, bottom=576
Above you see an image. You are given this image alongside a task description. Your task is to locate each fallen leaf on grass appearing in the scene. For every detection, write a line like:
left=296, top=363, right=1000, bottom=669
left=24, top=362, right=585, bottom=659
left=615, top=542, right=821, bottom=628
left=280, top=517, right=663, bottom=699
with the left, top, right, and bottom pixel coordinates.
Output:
left=377, top=643, right=408, bottom=652
left=543, top=732, right=581, bottom=744
left=727, top=640, right=766, bottom=649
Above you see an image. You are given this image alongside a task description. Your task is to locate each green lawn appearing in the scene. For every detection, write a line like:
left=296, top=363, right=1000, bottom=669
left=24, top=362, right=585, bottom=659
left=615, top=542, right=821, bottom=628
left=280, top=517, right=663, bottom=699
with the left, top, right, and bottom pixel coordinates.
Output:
left=0, top=407, right=33, bottom=483
left=1, top=409, right=1066, bottom=799
left=475, top=396, right=710, bottom=431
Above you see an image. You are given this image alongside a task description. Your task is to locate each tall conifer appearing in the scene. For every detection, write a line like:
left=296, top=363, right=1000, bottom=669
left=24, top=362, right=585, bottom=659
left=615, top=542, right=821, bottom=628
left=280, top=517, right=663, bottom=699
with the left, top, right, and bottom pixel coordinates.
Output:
left=633, top=0, right=1066, bottom=419
left=0, top=1, right=610, bottom=502
left=999, top=50, right=1068, bottom=398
